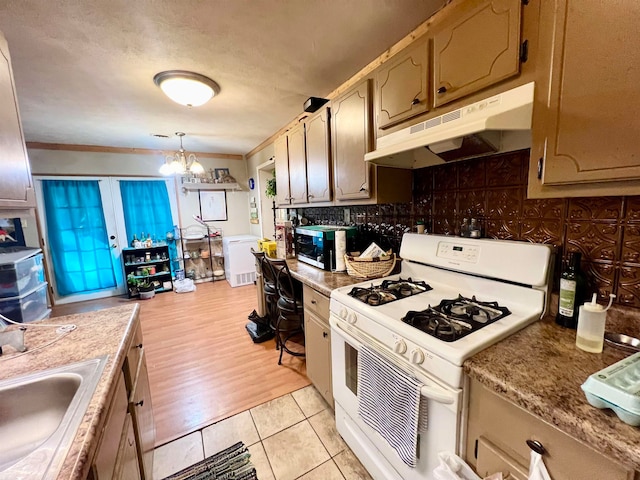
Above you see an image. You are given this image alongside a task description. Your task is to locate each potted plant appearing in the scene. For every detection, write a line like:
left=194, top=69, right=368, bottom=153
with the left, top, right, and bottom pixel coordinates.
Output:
left=265, top=170, right=276, bottom=198
left=137, top=279, right=156, bottom=300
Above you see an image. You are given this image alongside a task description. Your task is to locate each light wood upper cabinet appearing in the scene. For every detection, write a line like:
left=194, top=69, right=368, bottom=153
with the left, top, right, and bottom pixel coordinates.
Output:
left=528, top=0, right=640, bottom=197
left=332, top=79, right=373, bottom=201
left=274, top=134, right=291, bottom=206
left=305, top=105, right=332, bottom=203
left=0, top=31, right=35, bottom=212
left=433, top=0, right=522, bottom=108
left=286, top=122, right=308, bottom=205
left=376, top=38, right=429, bottom=130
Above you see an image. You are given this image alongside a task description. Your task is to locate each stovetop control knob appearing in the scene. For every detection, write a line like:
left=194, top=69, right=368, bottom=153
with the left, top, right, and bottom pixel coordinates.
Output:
left=347, top=312, right=357, bottom=325
left=410, top=348, right=425, bottom=365
left=339, top=308, right=348, bottom=319
left=394, top=339, right=407, bottom=354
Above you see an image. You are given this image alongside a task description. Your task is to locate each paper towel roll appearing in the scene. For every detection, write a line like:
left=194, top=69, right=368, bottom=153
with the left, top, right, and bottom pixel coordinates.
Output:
left=334, top=229, right=347, bottom=272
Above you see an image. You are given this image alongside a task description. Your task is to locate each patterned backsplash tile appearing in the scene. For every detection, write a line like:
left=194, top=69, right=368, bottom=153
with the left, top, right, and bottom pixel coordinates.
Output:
left=294, top=149, right=640, bottom=308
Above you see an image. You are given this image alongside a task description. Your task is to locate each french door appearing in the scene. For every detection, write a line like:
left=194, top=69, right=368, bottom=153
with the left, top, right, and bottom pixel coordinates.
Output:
left=34, top=177, right=177, bottom=304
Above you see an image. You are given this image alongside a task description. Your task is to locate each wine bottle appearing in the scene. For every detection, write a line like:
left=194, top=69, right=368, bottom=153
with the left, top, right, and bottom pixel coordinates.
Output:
left=556, top=251, right=586, bottom=329
left=130, top=234, right=138, bottom=248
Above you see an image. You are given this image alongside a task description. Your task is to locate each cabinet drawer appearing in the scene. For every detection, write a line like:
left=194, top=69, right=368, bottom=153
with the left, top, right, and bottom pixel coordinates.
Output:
left=123, top=322, right=144, bottom=393
left=467, top=378, right=634, bottom=480
left=303, top=284, right=330, bottom=320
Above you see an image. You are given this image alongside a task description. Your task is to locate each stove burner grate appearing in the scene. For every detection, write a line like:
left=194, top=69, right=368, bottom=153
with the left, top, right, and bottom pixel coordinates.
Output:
left=401, top=295, right=511, bottom=342
left=347, top=277, right=432, bottom=306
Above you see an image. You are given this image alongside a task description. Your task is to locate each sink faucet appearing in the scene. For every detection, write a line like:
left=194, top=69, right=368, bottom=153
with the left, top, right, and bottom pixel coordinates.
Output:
left=0, top=317, right=27, bottom=355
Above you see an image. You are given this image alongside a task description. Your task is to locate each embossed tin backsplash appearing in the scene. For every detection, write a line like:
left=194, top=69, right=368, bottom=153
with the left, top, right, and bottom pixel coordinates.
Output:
left=295, top=149, right=640, bottom=308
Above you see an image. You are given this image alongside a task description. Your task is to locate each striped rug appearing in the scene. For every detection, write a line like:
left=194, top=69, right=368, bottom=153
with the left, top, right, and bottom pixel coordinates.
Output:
left=162, top=441, right=257, bottom=480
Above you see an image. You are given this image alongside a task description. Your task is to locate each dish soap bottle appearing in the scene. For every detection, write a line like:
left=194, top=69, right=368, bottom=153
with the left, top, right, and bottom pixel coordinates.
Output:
left=576, top=293, right=615, bottom=353
left=556, top=251, right=586, bottom=329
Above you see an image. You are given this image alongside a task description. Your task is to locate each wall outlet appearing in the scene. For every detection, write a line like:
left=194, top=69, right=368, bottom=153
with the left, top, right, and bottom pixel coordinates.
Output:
left=344, top=209, right=351, bottom=224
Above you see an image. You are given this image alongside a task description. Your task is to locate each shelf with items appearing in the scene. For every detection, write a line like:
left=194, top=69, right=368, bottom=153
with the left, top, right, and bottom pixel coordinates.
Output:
left=179, top=223, right=224, bottom=283
left=122, top=245, right=173, bottom=298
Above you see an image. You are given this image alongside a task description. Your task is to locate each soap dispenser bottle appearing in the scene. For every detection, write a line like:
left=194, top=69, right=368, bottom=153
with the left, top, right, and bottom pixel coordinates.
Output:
left=576, top=293, right=615, bottom=353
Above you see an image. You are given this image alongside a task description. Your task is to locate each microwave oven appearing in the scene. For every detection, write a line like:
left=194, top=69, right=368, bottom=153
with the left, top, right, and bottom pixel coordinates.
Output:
left=295, top=225, right=357, bottom=270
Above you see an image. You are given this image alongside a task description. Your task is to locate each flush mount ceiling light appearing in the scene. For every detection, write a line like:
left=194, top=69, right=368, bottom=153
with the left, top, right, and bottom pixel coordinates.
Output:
left=153, top=70, right=220, bottom=107
left=159, top=132, right=205, bottom=176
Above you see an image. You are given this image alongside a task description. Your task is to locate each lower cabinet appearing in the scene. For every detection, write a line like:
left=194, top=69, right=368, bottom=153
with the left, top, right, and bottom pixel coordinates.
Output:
left=88, top=319, right=155, bottom=480
left=465, top=378, right=635, bottom=480
left=302, top=284, right=333, bottom=406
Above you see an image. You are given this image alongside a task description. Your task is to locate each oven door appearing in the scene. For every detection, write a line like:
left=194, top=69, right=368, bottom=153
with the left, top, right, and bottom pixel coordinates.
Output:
left=330, top=315, right=462, bottom=480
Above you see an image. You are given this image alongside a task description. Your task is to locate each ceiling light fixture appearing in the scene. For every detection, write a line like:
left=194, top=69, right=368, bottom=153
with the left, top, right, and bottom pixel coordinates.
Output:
left=159, top=132, right=205, bottom=176
left=153, top=70, right=220, bottom=107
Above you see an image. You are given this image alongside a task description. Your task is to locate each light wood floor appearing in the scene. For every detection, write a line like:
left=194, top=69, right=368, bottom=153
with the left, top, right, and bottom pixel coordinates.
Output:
left=52, top=281, right=310, bottom=447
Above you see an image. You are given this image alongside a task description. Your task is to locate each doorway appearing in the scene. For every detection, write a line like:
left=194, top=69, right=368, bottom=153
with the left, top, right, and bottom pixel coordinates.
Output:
left=34, top=176, right=178, bottom=304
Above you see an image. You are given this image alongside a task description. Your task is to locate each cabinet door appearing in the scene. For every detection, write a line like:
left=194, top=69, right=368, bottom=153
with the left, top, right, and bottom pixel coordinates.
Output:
left=93, top=375, right=128, bottom=480
left=114, top=414, right=141, bottom=480
left=131, top=355, right=156, bottom=480
left=305, top=106, right=332, bottom=203
left=535, top=0, right=640, bottom=186
left=0, top=32, right=35, bottom=210
left=287, top=122, right=308, bottom=204
left=465, top=379, right=634, bottom=480
left=274, top=134, right=291, bottom=206
left=376, top=38, right=429, bottom=129
left=304, top=312, right=333, bottom=406
left=332, top=79, right=373, bottom=201
left=433, top=0, right=522, bottom=107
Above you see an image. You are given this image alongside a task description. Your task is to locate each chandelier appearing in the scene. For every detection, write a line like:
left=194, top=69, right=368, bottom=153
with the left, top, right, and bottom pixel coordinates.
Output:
left=159, top=132, right=205, bottom=176
left=153, top=70, right=220, bottom=107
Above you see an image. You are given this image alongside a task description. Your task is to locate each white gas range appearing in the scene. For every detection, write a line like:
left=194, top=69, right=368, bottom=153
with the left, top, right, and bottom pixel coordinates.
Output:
left=329, top=233, right=554, bottom=480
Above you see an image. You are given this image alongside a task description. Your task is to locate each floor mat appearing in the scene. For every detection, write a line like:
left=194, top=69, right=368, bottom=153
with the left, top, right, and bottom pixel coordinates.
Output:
left=162, top=441, right=257, bottom=480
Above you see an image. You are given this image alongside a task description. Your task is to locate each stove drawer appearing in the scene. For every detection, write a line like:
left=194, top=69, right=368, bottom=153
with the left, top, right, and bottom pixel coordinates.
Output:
left=303, top=284, right=330, bottom=320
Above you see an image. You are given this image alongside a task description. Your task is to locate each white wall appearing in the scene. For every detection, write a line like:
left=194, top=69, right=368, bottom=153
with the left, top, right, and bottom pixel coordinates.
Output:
left=27, top=148, right=253, bottom=237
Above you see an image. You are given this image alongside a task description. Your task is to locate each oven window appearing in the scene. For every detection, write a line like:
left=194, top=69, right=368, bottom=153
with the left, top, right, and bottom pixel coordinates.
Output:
left=345, top=343, right=358, bottom=395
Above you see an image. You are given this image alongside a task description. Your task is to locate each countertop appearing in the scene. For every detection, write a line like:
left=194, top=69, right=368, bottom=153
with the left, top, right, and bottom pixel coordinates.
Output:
left=0, top=304, right=140, bottom=480
left=464, top=305, right=640, bottom=471
left=286, top=258, right=365, bottom=297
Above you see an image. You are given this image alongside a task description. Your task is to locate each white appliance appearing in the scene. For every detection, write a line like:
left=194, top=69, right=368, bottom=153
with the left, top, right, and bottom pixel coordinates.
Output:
left=364, top=82, right=534, bottom=169
left=330, top=233, right=554, bottom=480
left=222, top=235, right=259, bottom=287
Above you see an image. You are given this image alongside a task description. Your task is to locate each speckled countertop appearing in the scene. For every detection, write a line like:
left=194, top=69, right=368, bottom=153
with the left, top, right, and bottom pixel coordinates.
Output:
left=286, top=258, right=365, bottom=296
left=464, top=303, right=640, bottom=471
left=0, top=304, right=140, bottom=480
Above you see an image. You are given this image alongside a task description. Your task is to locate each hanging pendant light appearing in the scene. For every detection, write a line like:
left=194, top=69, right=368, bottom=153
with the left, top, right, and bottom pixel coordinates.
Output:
left=159, top=132, right=205, bottom=176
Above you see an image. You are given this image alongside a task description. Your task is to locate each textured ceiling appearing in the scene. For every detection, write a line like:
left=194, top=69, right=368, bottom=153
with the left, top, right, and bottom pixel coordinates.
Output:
left=0, top=0, right=446, bottom=155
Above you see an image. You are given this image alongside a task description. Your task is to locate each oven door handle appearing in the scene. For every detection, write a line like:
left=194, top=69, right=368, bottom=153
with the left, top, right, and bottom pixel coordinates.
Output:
left=420, top=384, right=455, bottom=405
left=331, top=316, right=458, bottom=406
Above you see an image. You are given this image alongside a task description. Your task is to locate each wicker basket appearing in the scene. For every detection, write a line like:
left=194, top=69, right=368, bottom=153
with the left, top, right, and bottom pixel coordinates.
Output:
left=344, top=252, right=396, bottom=279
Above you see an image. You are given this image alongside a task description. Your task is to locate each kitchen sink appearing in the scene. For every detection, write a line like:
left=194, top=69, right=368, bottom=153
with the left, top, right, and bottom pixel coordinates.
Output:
left=0, top=355, right=108, bottom=479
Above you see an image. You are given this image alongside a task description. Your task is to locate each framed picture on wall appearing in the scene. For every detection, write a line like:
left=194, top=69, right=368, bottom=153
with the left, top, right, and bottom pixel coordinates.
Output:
left=199, top=190, right=228, bottom=221
left=214, top=168, right=230, bottom=181
left=0, top=218, right=26, bottom=247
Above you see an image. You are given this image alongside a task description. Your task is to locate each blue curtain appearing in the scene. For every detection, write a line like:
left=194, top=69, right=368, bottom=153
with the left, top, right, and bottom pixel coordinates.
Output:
left=119, top=180, right=177, bottom=270
left=42, top=180, right=116, bottom=296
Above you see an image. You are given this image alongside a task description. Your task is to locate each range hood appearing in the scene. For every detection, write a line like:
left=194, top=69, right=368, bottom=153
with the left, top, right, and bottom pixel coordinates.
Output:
left=365, top=82, right=534, bottom=169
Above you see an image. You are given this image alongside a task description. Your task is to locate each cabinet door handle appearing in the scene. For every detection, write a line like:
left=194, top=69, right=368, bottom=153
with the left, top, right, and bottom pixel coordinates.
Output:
left=311, top=299, right=317, bottom=305
left=323, top=331, right=328, bottom=338
left=526, top=439, right=546, bottom=455
left=437, top=86, right=447, bottom=94
left=537, top=157, right=544, bottom=180
left=135, top=399, right=144, bottom=407
left=411, top=98, right=420, bottom=105
left=135, top=343, right=143, bottom=349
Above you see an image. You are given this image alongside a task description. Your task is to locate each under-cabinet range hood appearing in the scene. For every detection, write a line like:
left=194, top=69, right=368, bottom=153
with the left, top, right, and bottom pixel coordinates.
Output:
left=365, top=82, right=534, bottom=169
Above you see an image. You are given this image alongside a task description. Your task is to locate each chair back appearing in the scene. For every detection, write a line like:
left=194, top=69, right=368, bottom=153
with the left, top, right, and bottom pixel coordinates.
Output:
left=265, top=258, right=302, bottom=309
left=250, top=248, right=265, bottom=275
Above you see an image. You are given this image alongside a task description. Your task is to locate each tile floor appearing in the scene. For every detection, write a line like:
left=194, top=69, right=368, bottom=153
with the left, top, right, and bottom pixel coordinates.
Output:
left=152, top=385, right=373, bottom=480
